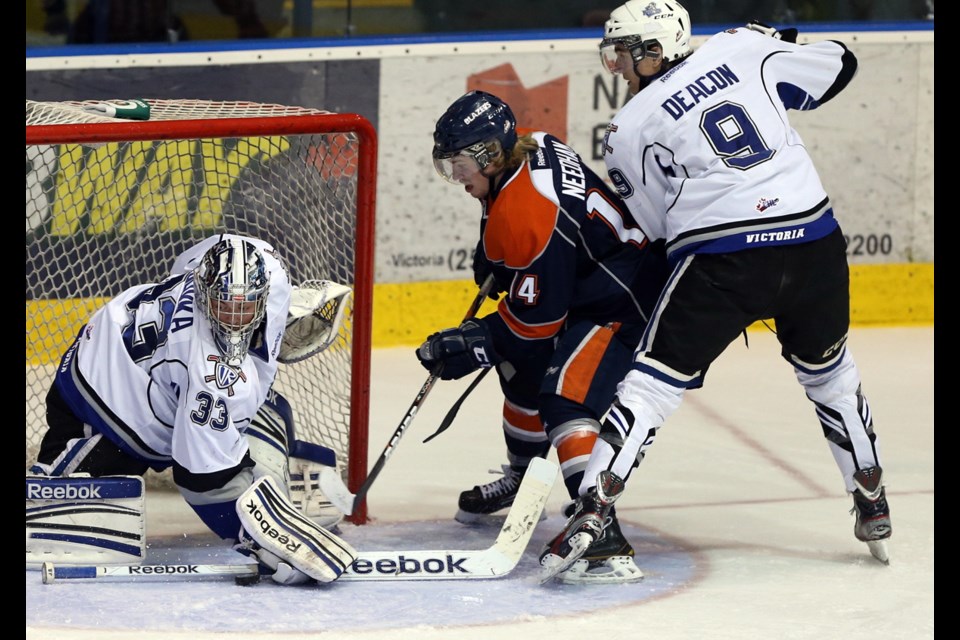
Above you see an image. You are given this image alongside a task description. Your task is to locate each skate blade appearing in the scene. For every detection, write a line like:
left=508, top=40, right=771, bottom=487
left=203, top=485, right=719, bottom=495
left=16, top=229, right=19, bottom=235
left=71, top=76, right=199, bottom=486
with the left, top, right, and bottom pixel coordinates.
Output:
left=556, top=556, right=645, bottom=585
left=538, top=532, right=593, bottom=585
left=867, top=539, right=890, bottom=565
left=454, top=509, right=487, bottom=524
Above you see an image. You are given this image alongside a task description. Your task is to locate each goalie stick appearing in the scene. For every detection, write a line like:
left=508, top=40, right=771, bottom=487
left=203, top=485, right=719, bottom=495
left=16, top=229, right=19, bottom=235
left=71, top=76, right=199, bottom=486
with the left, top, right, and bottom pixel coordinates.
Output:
left=319, top=274, right=497, bottom=516
left=41, top=457, right=557, bottom=584
left=41, top=562, right=259, bottom=584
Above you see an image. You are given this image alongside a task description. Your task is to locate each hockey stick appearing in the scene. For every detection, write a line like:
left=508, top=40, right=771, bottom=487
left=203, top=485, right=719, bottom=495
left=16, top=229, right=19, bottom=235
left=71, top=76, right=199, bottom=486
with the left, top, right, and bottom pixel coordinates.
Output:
left=41, top=457, right=557, bottom=583
left=319, top=274, right=497, bottom=516
left=422, top=368, right=491, bottom=443
left=41, top=562, right=259, bottom=584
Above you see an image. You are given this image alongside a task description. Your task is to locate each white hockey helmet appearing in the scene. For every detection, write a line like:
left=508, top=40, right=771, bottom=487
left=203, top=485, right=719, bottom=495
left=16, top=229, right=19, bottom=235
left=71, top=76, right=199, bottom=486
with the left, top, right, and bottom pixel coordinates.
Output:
left=194, top=238, right=270, bottom=366
left=600, top=0, right=692, bottom=72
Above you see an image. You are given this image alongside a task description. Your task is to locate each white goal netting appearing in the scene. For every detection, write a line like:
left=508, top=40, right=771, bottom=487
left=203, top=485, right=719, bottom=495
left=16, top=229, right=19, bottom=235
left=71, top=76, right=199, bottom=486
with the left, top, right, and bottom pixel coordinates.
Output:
left=26, top=99, right=375, bottom=520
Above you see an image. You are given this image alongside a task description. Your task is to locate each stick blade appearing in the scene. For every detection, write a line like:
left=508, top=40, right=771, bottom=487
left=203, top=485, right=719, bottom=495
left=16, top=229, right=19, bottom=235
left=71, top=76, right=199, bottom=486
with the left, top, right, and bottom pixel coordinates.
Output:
left=334, top=457, right=558, bottom=581
left=318, top=466, right=356, bottom=516
left=485, top=457, right=557, bottom=574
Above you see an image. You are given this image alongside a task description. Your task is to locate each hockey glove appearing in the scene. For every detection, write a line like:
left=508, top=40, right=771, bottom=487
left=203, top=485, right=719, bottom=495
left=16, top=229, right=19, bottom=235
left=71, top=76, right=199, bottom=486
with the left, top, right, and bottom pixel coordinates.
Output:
left=416, top=318, right=501, bottom=380
left=745, top=20, right=798, bottom=43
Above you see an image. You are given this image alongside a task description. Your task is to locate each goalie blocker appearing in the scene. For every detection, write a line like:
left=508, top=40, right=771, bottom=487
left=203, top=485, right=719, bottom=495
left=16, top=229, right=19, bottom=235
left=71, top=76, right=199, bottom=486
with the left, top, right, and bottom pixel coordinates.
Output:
left=26, top=475, right=146, bottom=566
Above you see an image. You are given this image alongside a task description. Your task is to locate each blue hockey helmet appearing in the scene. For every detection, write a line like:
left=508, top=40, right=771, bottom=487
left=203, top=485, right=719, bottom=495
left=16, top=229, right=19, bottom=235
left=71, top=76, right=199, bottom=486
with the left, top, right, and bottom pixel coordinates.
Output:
left=194, top=238, right=270, bottom=367
left=432, top=91, right=518, bottom=184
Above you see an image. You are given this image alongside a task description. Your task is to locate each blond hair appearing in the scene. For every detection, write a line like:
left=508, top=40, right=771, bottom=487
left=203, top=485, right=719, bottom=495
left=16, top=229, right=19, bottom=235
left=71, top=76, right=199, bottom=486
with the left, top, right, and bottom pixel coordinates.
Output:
left=487, top=133, right=540, bottom=174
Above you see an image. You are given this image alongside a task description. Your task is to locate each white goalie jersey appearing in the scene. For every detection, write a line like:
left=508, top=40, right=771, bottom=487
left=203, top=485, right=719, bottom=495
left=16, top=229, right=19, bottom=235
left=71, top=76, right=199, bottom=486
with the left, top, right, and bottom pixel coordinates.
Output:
left=52, top=236, right=290, bottom=476
left=54, top=271, right=265, bottom=473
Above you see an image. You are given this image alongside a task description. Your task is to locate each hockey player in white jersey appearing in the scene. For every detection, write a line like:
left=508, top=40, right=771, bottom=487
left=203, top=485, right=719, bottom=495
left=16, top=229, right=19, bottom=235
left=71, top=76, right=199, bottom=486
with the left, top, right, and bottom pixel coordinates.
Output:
left=540, top=0, right=891, bottom=582
left=29, top=235, right=357, bottom=584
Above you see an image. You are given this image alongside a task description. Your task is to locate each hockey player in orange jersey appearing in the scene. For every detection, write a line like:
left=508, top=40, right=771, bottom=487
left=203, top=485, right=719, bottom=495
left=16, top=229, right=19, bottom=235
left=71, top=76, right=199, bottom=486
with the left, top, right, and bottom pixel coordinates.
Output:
left=415, top=90, right=669, bottom=583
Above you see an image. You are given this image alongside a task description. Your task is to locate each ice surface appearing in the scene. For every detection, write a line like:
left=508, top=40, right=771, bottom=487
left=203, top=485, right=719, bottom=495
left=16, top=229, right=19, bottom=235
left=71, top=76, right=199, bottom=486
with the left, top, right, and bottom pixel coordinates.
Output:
left=26, top=327, right=934, bottom=640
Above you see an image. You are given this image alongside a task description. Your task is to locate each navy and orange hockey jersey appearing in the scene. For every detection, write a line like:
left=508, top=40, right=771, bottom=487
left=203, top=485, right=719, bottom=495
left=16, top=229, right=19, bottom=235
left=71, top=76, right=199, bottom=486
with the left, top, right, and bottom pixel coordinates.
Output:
left=479, top=131, right=668, bottom=357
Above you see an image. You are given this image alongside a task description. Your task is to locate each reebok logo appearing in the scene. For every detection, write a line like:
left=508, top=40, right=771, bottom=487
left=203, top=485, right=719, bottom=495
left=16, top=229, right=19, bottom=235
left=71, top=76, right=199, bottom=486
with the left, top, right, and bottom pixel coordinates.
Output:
left=128, top=565, right=199, bottom=575
left=242, top=499, right=302, bottom=553
left=347, top=554, right=469, bottom=576
left=27, top=484, right=102, bottom=499
left=534, top=147, right=547, bottom=167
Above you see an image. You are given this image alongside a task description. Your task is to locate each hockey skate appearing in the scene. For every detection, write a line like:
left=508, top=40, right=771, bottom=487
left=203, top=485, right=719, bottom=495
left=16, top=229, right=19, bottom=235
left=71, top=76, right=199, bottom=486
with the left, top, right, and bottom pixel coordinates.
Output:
left=555, top=510, right=643, bottom=584
left=538, top=470, right=626, bottom=584
left=850, top=466, right=892, bottom=564
left=455, top=465, right=525, bottom=524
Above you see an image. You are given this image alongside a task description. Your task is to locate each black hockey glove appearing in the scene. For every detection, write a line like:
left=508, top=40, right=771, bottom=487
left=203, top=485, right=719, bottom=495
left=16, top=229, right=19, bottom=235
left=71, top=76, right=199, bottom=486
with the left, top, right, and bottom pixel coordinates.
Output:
left=416, top=318, right=501, bottom=380
left=746, top=20, right=798, bottom=43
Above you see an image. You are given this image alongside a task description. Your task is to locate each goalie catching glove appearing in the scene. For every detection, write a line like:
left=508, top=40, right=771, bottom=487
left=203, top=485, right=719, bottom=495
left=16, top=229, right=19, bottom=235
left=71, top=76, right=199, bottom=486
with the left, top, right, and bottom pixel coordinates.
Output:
left=416, top=318, right=501, bottom=380
left=279, top=280, right=352, bottom=364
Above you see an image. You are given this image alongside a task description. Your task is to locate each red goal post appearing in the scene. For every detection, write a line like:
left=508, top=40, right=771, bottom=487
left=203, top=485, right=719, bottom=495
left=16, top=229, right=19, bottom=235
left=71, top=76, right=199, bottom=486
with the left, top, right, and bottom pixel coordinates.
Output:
left=26, top=99, right=374, bottom=523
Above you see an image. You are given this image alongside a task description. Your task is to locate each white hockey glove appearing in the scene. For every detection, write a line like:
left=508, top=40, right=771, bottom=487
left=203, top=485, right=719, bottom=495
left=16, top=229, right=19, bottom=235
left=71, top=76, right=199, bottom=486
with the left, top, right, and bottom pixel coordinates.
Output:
left=279, top=280, right=352, bottom=364
left=745, top=20, right=798, bottom=43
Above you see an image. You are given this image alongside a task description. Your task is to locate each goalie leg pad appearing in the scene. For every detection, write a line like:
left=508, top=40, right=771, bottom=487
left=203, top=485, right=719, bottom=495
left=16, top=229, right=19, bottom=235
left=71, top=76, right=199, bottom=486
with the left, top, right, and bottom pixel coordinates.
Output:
left=248, top=391, right=344, bottom=528
left=289, top=439, right=343, bottom=528
left=26, top=475, right=145, bottom=566
left=236, top=475, right=357, bottom=584
left=246, top=394, right=293, bottom=490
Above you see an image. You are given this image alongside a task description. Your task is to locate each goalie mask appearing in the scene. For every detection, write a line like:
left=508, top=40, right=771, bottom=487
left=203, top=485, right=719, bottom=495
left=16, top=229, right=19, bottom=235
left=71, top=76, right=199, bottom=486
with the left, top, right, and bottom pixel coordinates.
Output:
left=195, top=238, right=270, bottom=367
left=432, top=90, right=518, bottom=185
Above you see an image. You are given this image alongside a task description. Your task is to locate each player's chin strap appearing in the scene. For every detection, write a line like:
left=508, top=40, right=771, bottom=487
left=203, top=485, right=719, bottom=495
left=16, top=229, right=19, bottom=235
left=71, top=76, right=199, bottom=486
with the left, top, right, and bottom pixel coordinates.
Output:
left=278, top=279, right=352, bottom=364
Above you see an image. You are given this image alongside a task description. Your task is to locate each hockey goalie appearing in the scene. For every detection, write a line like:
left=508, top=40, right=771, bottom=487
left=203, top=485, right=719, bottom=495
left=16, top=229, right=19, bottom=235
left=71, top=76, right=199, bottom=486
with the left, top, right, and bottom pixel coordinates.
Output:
left=26, top=233, right=356, bottom=585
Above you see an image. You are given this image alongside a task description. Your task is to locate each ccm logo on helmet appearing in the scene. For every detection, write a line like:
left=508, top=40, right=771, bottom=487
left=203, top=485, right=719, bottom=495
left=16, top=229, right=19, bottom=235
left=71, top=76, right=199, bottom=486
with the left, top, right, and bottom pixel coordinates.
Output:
left=463, top=101, right=492, bottom=125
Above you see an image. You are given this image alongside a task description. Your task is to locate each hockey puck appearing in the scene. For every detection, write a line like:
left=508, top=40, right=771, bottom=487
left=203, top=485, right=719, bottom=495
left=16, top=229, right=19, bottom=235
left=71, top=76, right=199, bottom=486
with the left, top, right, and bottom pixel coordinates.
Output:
left=235, top=573, right=261, bottom=586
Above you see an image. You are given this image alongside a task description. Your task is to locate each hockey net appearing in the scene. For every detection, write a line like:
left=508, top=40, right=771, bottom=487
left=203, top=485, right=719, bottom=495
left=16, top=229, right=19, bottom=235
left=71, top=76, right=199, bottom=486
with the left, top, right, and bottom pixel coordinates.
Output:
left=25, top=99, right=374, bottom=523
